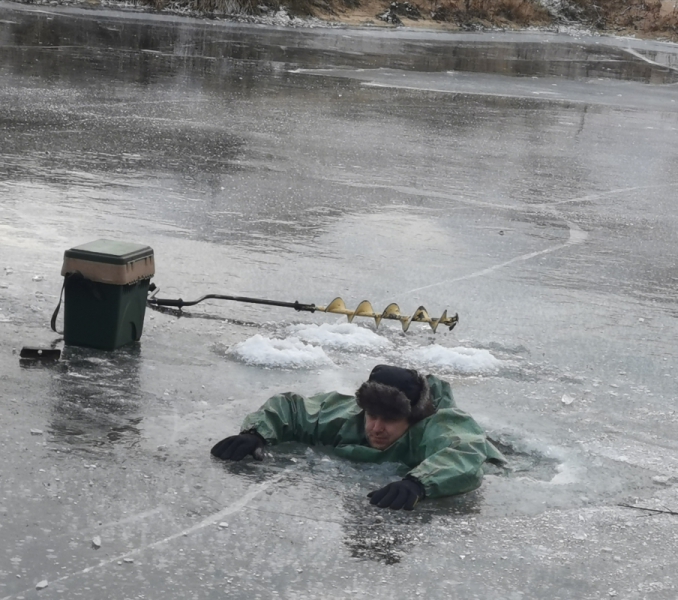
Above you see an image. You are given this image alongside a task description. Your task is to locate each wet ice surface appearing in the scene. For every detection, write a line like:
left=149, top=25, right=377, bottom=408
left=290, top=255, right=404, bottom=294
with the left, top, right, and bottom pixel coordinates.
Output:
left=2, top=2, right=678, bottom=598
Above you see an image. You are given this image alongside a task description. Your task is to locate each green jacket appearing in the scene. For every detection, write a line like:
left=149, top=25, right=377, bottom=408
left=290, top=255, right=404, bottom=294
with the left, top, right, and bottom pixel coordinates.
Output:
left=241, top=374, right=506, bottom=499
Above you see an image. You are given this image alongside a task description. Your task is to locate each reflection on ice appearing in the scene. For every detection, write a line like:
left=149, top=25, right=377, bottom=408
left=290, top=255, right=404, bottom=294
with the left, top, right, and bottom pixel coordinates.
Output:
left=41, top=346, right=145, bottom=454
left=341, top=500, right=429, bottom=565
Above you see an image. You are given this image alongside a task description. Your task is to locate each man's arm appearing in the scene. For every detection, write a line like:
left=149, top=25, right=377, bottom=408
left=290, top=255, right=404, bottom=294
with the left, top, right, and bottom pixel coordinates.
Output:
left=401, top=405, right=507, bottom=499
left=239, top=392, right=322, bottom=445
left=242, top=390, right=359, bottom=445
left=211, top=390, right=357, bottom=461
left=211, top=392, right=326, bottom=461
left=405, top=437, right=496, bottom=499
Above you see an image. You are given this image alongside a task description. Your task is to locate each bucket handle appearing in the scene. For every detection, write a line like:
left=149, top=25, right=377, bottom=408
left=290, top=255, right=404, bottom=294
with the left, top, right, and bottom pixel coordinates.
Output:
left=50, top=271, right=83, bottom=334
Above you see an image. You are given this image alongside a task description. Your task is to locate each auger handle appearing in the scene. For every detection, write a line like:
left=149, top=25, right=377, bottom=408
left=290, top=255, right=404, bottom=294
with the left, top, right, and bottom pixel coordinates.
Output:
left=148, top=292, right=317, bottom=312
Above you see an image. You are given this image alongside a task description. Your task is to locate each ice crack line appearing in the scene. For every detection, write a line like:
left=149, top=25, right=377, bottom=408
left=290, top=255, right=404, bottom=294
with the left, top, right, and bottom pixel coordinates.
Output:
left=335, top=180, right=515, bottom=211
left=335, top=179, right=678, bottom=211
left=1, top=470, right=292, bottom=600
left=531, top=182, right=678, bottom=207
left=622, top=47, right=678, bottom=73
left=405, top=221, right=587, bottom=294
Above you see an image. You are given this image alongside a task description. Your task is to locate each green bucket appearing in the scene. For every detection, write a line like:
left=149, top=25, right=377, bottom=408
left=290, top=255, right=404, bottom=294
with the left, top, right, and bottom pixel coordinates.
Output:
left=60, top=240, right=155, bottom=350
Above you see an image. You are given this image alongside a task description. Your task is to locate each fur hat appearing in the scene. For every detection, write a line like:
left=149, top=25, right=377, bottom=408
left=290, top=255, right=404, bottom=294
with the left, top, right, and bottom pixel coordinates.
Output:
left=356, top=364, right=436, bottom=424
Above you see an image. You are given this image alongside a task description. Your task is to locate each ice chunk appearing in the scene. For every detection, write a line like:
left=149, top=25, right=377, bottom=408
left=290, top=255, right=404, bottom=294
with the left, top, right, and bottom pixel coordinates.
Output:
left=409, top=345, right=501, bottom=374
left=228, top=335, right=333, bottom=369
left=550, top=462, right=584, bottom=485
left=30, top=429, right=44, bottom=436
left=285, top=323, right=392, bottom=351
left=561, top=394, right=574, bottom=405
left=92, top=536, right=101, bottom=549
left=36, top=580, right=48, bottom=590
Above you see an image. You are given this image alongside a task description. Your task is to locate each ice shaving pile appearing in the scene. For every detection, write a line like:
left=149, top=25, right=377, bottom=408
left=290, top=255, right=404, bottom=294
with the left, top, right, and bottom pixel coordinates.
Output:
left=228, top=334, right=333, bottom=369
left=409, top=344, right=501, bottom=374
left=285, top=323, right=392, bottom=351
left=229, top=324, right=502, bottom=373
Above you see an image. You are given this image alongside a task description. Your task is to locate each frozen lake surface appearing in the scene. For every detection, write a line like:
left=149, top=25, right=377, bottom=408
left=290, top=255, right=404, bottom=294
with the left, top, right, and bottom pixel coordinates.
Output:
left=1, top=3, right=678, bottom=597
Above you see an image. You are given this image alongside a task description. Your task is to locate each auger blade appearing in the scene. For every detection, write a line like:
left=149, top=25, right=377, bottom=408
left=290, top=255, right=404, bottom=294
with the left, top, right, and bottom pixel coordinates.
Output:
left=351, top=300, right=377, bottom=324
left=322, top=297, right=351, bottom=316
left=444, top=313, right=460, bottom=331
left=376, top=303, right=401, bottom=328
left=430, top=309, right=447, bottom=333
left=307, top=297, right=456, bottom=332
left=381, top=303, right=401, bottom=318
left=402, top=305, right=428, bottom=332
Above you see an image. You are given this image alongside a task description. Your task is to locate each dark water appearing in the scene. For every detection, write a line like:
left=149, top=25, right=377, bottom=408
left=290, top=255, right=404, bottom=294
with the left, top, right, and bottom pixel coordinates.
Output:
left=5, top=5, right=678, bottom=83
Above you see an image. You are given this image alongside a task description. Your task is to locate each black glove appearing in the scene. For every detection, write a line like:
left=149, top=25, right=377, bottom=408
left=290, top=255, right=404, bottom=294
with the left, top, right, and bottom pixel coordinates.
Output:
left=210, top=432, right=265, bottom=461
left=367, top=477, right=425, bottom=511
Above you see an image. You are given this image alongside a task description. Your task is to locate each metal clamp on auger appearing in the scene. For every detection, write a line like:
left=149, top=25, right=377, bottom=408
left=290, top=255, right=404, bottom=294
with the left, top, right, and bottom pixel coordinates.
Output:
left=147, top=287, right=457, bottom=333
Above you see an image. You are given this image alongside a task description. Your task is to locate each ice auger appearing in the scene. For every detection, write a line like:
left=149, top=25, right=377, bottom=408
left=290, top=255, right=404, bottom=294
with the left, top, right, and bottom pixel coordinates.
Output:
left=147, top=286, right=458, bottom=333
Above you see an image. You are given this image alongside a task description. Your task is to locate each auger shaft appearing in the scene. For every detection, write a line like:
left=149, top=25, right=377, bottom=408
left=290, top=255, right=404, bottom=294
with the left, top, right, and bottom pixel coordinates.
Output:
left=147, top=288, right=457, bottom=332
left=147, top=291, right=316, bottom=313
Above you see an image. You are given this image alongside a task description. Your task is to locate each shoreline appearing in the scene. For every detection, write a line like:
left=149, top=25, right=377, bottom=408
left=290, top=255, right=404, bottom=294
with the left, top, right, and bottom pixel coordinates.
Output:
left=2, top=0, right=678, bottom=43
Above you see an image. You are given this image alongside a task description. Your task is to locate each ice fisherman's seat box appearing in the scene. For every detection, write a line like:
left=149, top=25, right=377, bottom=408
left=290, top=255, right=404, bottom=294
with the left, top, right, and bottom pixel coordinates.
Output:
left=61, top=240, right=155, bottom=350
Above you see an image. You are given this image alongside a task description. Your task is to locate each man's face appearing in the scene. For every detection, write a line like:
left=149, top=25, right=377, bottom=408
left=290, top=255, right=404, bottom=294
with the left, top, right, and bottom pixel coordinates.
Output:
left=365, top=413, right=410, bottom=450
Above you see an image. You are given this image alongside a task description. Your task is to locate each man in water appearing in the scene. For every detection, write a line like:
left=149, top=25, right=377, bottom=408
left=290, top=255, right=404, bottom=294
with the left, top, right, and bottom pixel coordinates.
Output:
left=211, top=364, right=505, bottom=510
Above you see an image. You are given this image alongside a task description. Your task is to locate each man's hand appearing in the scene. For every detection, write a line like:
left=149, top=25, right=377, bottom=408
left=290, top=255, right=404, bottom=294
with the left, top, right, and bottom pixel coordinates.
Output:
left=367, top=478, right=425, bottom=510
left=210, top=432, right=265, bottom=461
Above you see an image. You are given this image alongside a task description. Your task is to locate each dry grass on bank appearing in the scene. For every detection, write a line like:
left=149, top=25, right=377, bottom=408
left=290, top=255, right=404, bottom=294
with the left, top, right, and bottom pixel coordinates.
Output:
left=567, top=0, right=678, bottom=35
left=424, top=0, right=551, bottom=27
left=275, top=0, right=553, bottom=26
left=140, top=0, right=678, bottom=39
left=146, top=0, right=552, bottom=25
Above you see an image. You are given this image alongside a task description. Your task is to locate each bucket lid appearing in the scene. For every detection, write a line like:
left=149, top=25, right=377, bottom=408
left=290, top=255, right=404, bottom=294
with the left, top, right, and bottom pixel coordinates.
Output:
left=64, top=240, right=154, bottom=265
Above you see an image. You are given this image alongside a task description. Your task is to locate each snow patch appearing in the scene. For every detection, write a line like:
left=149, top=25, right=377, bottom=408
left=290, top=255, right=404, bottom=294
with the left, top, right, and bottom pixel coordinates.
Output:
left=285, top=323, right=392, bottom=351
left=409, top=345, right=501, bottom=374
left=228, top=334, right=333, bottom=369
